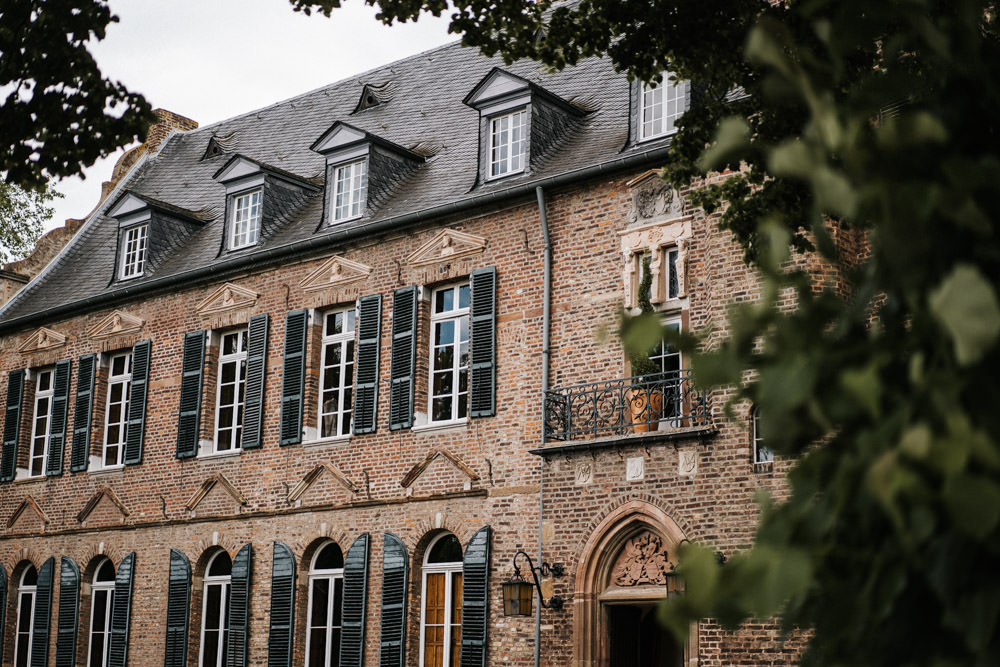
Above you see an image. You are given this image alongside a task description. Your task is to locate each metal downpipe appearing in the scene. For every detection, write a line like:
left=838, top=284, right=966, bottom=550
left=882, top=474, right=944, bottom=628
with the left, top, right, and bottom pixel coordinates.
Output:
left=534, top=185, right=552, bottom=667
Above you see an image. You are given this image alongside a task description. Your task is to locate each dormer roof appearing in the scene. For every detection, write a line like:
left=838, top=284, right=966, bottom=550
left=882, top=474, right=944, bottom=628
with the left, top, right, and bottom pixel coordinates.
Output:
left=310, top=121, right=425, bottom=163
left=463, top=67, right=586, bottom=118
left=212, top=154, right=321, bottom=191
left=105, top=191, right=209, bottom=226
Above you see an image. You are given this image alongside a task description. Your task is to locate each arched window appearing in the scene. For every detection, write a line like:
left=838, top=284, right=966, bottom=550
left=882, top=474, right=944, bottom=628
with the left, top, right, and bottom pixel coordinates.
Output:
left=88, top=558, right=116, bottom=667
left=200, top=550, right=232, bottom=667
left=15, top=563, right=38, bottom=667
left=419, top=533, right=463, bottom=667
left=306, top=541, right=345, bottom=667
left=752, top=406, right=772, bottom=464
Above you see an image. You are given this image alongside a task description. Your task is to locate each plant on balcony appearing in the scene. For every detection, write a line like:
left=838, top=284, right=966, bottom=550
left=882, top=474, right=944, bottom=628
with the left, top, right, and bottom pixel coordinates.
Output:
left=627, top=255, right=663, bottom=432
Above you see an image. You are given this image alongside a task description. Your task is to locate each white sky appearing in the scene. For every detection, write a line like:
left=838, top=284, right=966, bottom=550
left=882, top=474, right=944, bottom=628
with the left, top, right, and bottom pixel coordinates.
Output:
left=46, top=0, right=454, bottom=231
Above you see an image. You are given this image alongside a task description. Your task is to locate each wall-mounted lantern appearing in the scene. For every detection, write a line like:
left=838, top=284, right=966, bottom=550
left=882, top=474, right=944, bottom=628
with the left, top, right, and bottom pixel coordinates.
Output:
left=502, top=550, right=565, bottom=616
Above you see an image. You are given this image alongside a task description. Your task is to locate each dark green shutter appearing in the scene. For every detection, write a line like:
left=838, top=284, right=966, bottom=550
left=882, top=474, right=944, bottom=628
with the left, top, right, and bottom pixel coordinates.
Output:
left=108, top=552, right=135, bottom=667
left=124, top=340, right=151, bottom=465
left=242, top=314, right=269, bottom=450
left=45, top=359, right=72, bottom=476
left=389, top=287, right=417, bottom=430
left=0, top=564, right=6, bottom=660
left=469, top=267, right=497, bottom=418
left=267, top=542, right=296, bottom=667
left=55, top=557, right=80, bottom=667
left=227, top=543, right=253, bottom=667
left=339, top=533, right=370, bottom=667
left=1, top=368, right=25, bottom=482
left=379, top=533, right=408, bottom=667
left=176, top=331, right=206, bottom=459
left=30, top=556, right=54, bottom=667
left=460, top=526, right=492, bottom=667
left=280, top=310, right=308, bottom=446
left=353, top=295, right=382, bottom=435
left=70, top=354, right=97, bottom=472
left=164, top=549, right=191, bottom=667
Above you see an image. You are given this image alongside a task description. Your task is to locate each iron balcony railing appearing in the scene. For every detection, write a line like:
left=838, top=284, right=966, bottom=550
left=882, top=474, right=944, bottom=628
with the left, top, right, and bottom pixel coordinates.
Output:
left=543, top=370, right=711, bottom=442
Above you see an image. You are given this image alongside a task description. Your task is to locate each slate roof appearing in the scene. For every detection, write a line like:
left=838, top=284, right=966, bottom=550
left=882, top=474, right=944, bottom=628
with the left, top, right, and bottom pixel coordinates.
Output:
left=0, top=39, right=674, bottom=331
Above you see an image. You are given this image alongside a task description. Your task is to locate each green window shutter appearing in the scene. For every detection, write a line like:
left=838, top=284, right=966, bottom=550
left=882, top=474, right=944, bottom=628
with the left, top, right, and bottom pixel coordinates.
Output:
left=1, top=368, right=25, bottom=482
left=30, top=556, right=55, bottom=667
left=389, top=286, right=418, bottom=430
left=460, top=526, right=492, bottom=667
left=0, top=564, right=7, bottom=660
left=70, top=354, right=97, bottom=472
left=378, top=533, right=408, bottom=667
left=339, top=533, right=370, bottom=667
left=279, top=310, right=308, bottom=446
left=55, top=557, right=80, bottom=667
left=108, top=552, right=135, bottom=667
left=124, top=340, right=151, bottom=465
left=164, top=549, right=191, bottom=667
left=45, top=359, right=72, bottom=476
left=176, top=331, right=206, bottom=459
left=227, top=543, right=253, bottom=667
left=267, top=542, right=296, bottom=667
left=353, top=294, right=382, bottom=435
left=469, top=267, right=497, bottom=418
left=242, top=314, right=270, bottom=450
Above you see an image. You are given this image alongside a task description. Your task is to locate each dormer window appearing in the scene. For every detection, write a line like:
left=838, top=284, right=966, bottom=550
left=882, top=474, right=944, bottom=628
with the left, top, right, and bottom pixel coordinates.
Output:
left=120, top=224, right=148, bottom=279
left=230, top=189, right=262, bottom=249
left=489, top=110, right=526, bottom=179
left=333, top=159, right=368, bottom=222
left=639, top=74, right=690, bottom=141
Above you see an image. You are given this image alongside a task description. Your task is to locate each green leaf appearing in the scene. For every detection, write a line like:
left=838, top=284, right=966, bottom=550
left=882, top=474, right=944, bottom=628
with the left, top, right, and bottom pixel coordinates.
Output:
left=943, top=474, right=1000, bottom=539
left=929, top=264, right=1000, bottom=366
left=698, top=117, right=750, bottom=171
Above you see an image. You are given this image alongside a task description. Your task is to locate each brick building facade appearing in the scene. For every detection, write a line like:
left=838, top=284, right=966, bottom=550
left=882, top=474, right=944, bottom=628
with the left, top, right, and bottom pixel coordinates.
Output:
left=0, top=39, right=797, bottom=667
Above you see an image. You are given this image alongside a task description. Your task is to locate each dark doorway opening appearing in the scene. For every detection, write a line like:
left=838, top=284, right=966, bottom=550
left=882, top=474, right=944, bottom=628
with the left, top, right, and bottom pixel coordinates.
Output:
left=607, top=603, right=682, bottom=667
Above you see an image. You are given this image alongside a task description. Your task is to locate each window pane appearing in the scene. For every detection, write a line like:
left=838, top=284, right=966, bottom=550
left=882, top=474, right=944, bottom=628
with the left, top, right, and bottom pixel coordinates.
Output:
left=205, top=585, right=222, bottom=629
left=311, top=578, right=330, bottom=626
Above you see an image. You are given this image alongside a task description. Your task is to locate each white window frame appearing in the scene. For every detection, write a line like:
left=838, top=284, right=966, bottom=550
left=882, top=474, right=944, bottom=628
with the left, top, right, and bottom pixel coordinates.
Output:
left=88, top=558, right=116, bottom=667
left=332, top=159, right=368, bottom=223
left=199, top=551, right=232, bottom=667
left=119, top=224, right=148, bottom=280
left=753, top=406, right=773, bottom=464
left=29, top=368, right=54, bottom=477
left=428, top=283, right=470, bottom=425
left=102, top=352, right=132, bottom=469
left=213, top=329, right=248, bottom=454
left=15, top=565, right=37, bottom=667
left=319, top=307, right=356, bottom=439
left=638, top=73, right=690, bottom=142
left=230, top=189, right=262, bottom=250
left=418, top=534, right=464, bottom=667
left=488, top=109, right=527, bottom=179
left=305, top=541, right=345, bottom=667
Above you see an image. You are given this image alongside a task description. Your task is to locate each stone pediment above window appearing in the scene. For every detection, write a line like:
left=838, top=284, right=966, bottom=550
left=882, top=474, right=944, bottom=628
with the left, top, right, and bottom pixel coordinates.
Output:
left=185, top=473, right=248, bottom=515
left=76, top=486, right=130, bottom=525
left=464, top=67, right=588, bottom=184
left=7, top=496, right=49, bottom=532
left=18, top=326, right=67, bottom=353
left=399, top=447, right=480, bottom=495
left=407, top=229, right=487, bottom=267
left=197, top=282, right=260, bottom=316
left=300, top=255, right=373, bottom=292
left=287, top=462, right=360, bottom=505
left=88, top=310, right=144, bottom=340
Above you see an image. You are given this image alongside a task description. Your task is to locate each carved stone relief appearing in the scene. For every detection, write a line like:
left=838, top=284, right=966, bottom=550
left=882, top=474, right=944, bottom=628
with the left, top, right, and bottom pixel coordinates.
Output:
left=611, top=531, right=670, bottom=586
left=407, top=229, right=487, bottom=267
left=300, top=255, right=373, bottom=293
left=89, top=310, right=144, bottom=339
left=18, top=326, right=67, bottom=353
left=196, top=282, right=259, bottom=317
left=626, top=171, right=686, bottom=225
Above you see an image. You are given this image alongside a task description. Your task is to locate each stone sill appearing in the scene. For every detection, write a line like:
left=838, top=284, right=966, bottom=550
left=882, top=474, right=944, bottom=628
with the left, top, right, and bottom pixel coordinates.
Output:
left=529, top=424, right=717, bottom=457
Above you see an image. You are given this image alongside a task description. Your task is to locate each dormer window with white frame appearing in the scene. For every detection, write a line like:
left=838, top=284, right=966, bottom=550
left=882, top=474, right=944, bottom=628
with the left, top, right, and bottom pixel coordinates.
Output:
left=230, top=189, right=262, bottom=249
left=333, top=159, right=368, bottom=222
left=638, top=73, right=690, bottom=142
left=120, top=224, right=148, bottom=279
left=488, top=109, right=526, bottom=179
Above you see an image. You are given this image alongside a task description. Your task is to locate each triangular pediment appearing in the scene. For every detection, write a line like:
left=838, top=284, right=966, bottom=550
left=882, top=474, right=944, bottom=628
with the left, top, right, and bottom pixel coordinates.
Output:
left=76, top=486, right=129, bottom=524
left=186, top=473, right=247, bottom=512
left=212, top=154, right=263, bottom=183
left=18, top=326, right=67, bottom=353
left=399, top=447, right=480, bottom=489
left=105, top=192, right=149, bottom=218
left=88, top=310, right=144, bottom=339
left=311, top=122, right=368, bottom=154
left=7, top=496, right=49, bottom=531
left=288, top=462, right=359, bottom=503
left=300, top=255, right=373, bottom=292
left=407, top=229, right=487, bottom=267
left=197, top=282, right=259, bottom=316
left=464, top=68, right=531, bottom=108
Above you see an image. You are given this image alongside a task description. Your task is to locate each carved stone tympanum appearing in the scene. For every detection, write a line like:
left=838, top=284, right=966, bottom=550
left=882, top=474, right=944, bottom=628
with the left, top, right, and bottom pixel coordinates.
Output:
left=611, top=531, right=670, bottom=586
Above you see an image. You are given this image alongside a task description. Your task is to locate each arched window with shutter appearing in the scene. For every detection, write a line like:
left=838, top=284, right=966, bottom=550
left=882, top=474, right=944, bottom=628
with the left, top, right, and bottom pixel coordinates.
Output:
left=13, top=562, right=38, bottom=666
left=200, top=550, right=232, bottom=667
left=306, top=540, right=345, bottom=666
left=419, top=533, right=463, bottom=667
left=87, top=558, right=116, bottom=667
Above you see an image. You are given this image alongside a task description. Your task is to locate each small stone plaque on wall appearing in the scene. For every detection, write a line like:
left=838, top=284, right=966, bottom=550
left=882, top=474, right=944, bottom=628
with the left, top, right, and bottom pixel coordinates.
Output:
left=575, top=462, right=594, bottom=485
left=678, top=448, right=698, bottom=476
left=625, top=456, right=644, bottom=482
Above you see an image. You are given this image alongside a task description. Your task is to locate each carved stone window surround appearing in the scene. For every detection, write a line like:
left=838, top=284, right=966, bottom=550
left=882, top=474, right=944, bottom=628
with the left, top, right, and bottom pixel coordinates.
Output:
left=620, top=215, right=693, bottom=310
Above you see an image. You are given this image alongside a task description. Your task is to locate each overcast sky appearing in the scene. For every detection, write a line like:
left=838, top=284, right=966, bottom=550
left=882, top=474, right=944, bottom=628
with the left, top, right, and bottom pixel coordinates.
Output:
left=46, top=0, right=454, bottom=231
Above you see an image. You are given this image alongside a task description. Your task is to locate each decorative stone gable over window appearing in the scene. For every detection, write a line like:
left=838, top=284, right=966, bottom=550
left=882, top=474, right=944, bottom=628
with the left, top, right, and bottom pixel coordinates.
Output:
left=464, top=67, right=588, bottom=183
left=197, top=282, right=260, bottom=329
left=88, top=310, right=144, bottom=340
left=18, top=326, right=67, bottom=353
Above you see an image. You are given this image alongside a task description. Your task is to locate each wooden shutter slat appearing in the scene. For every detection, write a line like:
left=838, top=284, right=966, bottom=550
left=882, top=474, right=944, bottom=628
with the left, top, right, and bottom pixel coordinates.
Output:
left=353, top=294, right=382, bottom=435
left=339, top=533, right=370, bottom=667
left=227, top=543, right=253, bottom=667
left=279, top=310, right=308, bottom=446
left=164, top=549, right=191, bottom=667
left=108, top=552, right=135, bottom=667
left=176, top=331, right=206, bottom=459
left=70, top=354, right=97, bottom=472
left=389, top=287, right=418, bottom=430
left=1, top=368, right=25, bottom=482
left=55, top=557, right=80, bottom=667
left=379, top=533, right=409, bottom=667
left=242, top=314, right=270, bottom=450
left=124, top=340, right=151, bottom=465
left=30, top=556, right=55, bottom=667
left=469, top=267, right=497, bottom=418
left=460, top=526, right=492, bottom=667
left=267, top=542, right=296, bottom=667
left=45, top=359, right=72, bottom=476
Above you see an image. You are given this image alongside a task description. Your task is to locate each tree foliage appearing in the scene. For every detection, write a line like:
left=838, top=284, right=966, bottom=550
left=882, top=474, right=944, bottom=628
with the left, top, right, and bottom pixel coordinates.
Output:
left=0, top=0, right=154, bottom=189
left=298, top=0, right=1000, bottom=664
left=0, top=180, right=60, bottom=264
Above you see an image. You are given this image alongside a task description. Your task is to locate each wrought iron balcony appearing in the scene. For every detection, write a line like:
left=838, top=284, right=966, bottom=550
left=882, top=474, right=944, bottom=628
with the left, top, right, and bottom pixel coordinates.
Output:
left=543, top=370, right=711, bottom=442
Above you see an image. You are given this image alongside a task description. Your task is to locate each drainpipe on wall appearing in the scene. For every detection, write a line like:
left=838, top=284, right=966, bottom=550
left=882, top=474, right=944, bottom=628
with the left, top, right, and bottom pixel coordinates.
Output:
left=535, top=185, right=552, bottom=667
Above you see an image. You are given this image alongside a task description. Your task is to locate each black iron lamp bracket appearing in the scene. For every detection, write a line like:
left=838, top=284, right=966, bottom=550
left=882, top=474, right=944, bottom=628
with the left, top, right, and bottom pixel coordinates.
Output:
left=513, top=549, right=565, bottom=611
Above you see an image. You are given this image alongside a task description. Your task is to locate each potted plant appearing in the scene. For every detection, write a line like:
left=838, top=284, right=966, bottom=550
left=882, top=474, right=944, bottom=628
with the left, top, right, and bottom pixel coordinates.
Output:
left=627, top=255, right=663, bottom=432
